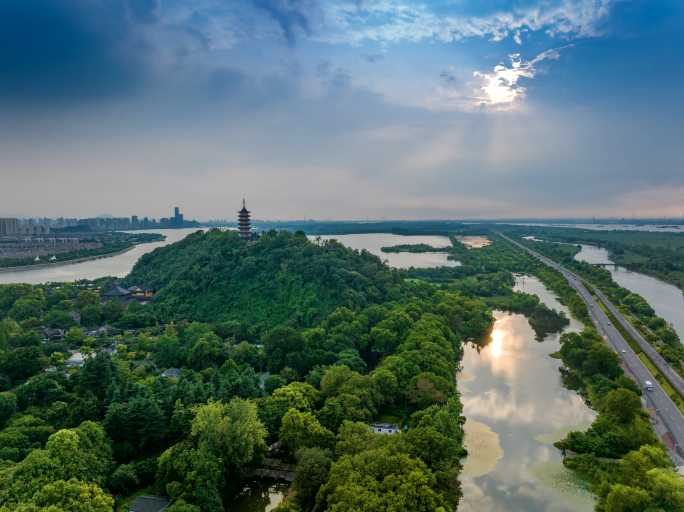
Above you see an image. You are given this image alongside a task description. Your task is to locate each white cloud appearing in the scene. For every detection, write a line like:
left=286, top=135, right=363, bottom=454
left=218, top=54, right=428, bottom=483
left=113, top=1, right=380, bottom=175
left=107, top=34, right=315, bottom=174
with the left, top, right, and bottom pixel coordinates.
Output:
left=157, top=0, right=617, bottom=50
left=471, top=47, right=566, bottom=109
left=318, top=0, right=616, bottom=46
left=513, top=29, right=523, bottom=45
left=423, top=45, right=570, bottom=112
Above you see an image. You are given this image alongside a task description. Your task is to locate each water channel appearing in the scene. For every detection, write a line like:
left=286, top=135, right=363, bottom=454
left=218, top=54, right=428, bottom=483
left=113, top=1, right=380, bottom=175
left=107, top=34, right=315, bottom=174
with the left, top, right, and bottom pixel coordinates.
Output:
left=0, top=228, right=203, bottom=285
left=508, top=223, right=684, bottom=233
left=458, top=275, right=596, bottom=512
left=315, top=233, right=459, bottom=268
left=230, top=481, right=289, bottom=512
left=574, top=244, right=684, bottom=342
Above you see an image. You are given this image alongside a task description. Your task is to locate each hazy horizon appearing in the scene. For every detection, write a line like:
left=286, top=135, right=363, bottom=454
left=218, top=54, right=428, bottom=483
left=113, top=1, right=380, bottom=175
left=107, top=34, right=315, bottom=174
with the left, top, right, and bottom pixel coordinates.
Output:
left=2, top=0, right=683, bottom=220
left=5, top=213, right=684, bottom=224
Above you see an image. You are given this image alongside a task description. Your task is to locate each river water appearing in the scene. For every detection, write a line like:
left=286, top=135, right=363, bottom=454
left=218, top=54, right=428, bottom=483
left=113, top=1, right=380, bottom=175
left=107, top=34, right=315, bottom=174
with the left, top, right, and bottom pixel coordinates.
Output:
left=506, top=223, right=684, bottom=233
left=458, top=275, right=596, bottom=512
left=574, top=244, right=684, bottom=342
left=0, top=229, right=203, bottom=284
left=314, top=233, right=459, bottom=268
left=230, top=481, right=288, bottom=512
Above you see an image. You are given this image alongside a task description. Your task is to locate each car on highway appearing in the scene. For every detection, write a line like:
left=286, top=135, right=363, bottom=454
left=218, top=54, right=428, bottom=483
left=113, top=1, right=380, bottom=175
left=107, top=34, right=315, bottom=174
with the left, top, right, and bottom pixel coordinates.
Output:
left=645, top=380, right=655, bottom=392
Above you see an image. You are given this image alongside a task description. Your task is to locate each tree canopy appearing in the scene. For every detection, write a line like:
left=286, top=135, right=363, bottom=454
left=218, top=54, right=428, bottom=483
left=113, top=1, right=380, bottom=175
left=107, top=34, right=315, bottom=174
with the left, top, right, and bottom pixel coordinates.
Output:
left=125, top=230, right=402, bottom=330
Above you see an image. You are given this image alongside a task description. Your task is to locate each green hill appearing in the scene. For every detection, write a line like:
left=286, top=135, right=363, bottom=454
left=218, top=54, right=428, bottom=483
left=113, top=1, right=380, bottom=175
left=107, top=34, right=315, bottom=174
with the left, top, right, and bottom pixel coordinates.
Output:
left=124, top=229, right=401, bottom=330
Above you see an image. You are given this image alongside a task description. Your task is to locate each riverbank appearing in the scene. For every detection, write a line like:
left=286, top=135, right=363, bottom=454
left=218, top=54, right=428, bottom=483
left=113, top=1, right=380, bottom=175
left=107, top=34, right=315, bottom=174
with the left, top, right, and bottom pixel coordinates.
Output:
left=503, top=233, right=684, bottom=509
left=0, top=245, right=137, bottom=274
left=0, top=229, right=198, bottom=285
left=574, top=244, right=684, bottom=344
left=458, top=276, right=596, bottom=512
left=506, top=225, right=684, bottom=293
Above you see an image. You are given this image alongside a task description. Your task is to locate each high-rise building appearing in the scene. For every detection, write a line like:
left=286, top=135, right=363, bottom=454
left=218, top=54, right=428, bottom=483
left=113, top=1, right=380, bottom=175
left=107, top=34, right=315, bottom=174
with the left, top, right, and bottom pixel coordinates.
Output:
left=0, top=218, right=19, bottom=236
left=172, top=206, right=183, bottom=227
left=238, top=199, right=251, bottom=240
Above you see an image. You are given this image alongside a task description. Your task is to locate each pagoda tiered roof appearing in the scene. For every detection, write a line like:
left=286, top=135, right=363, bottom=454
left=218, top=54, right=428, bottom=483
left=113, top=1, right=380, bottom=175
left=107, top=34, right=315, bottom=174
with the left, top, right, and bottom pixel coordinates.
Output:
left=238, top=198, right=252, bottom=239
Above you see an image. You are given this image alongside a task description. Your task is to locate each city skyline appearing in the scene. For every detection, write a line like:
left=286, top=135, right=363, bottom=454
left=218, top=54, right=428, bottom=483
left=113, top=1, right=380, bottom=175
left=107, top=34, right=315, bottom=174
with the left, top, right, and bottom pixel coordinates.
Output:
left=2, top=1, right=683, bottom=219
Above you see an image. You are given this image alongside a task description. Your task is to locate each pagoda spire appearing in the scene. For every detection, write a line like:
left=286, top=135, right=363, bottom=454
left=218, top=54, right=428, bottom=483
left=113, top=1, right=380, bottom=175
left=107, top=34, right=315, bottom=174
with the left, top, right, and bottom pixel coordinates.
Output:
left=238, top=198, right=251, bottom=240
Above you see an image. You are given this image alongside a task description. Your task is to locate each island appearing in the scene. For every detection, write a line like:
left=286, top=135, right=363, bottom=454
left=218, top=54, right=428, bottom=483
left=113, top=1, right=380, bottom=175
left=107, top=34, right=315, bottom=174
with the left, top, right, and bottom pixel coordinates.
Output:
left=380, top=243, right=452, bottom=253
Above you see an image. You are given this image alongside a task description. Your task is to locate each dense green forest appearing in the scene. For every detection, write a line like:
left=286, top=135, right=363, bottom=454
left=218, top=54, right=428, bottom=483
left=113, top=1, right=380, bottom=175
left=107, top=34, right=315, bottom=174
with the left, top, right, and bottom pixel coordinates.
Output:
left=125, top=230, right=401, bottom=331
left=0, top=230, right=493, bottom=511
left=380, top=243, right=451, bottom=253
left=554, top=329, right=684, bottom=510
left=405, top=235, right=588, bottom=327
left=0, top=228, right=681, bottom=512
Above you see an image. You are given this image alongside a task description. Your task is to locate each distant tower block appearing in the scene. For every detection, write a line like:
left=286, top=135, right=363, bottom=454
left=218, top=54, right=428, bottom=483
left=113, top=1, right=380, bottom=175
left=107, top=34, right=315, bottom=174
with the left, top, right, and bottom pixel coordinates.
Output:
left=238, top=199, right=251, bottom=240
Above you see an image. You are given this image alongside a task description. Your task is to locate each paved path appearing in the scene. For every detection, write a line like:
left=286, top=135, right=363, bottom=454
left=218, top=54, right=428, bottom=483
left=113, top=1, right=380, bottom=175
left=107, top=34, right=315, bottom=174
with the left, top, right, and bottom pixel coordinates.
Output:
left=500, top=233, right=684, bottom=464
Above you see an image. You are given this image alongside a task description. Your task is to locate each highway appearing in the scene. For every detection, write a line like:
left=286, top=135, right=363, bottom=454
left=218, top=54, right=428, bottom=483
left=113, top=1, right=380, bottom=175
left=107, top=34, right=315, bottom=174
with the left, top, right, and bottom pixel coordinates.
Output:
left=593, top=287, right=684, bottom=398
left=499, top=233, right=684, bottom=463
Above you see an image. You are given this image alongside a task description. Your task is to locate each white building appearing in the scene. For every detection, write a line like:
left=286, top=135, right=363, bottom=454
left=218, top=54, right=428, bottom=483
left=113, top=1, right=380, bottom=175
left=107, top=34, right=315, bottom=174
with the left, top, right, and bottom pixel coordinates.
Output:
left=65, top=351, right=85, bottom=368
left=371, top=422, right=401, bottom=435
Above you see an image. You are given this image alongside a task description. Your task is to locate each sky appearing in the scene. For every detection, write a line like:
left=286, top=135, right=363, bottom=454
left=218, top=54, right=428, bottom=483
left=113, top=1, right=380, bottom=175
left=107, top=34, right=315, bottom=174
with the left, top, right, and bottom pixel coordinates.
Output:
left=1, top=0, right=683, bottom=221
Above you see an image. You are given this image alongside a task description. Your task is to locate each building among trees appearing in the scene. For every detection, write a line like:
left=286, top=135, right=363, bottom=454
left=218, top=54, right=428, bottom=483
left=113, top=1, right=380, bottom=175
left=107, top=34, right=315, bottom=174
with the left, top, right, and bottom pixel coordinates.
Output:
left=238, top=199, right=252, bottom=240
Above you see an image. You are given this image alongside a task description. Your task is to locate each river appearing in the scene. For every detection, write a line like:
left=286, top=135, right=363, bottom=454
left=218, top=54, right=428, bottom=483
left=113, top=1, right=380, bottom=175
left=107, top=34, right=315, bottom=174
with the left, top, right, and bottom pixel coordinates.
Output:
left=574, top=244, right=684, bottom=342
left=458, top=275, right=596, bottom=512
left=313, top=233, right=459, bottom=268
left=506, top=223, right=684, bottom=233
left=0, top=229, right=203, bottom=285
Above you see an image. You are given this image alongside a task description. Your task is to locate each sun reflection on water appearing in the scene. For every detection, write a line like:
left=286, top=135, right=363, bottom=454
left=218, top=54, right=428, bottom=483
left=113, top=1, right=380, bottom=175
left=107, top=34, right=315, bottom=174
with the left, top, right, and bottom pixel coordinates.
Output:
left=459, top=300, right=597, bottom=512
left=489, top=326, right=505, bottom=359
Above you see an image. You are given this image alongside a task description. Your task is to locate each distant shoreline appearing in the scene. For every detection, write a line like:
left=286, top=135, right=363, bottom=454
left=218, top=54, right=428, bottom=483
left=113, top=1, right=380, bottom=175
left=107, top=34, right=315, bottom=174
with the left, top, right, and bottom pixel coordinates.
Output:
left=0, top=246, right=136, bottom=274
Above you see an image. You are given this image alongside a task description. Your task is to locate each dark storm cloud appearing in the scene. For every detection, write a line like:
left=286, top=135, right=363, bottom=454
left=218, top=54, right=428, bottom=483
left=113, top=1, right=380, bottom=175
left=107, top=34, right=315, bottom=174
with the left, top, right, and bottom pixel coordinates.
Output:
left=253, top=0, right=313, bottom=44
left=0, top=0, right=153, bottom=104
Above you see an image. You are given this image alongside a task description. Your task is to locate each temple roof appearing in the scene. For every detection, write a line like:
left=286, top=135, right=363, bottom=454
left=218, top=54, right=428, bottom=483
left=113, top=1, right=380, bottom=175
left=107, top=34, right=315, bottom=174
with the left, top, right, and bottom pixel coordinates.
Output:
left=102, top=284, right=131, bottom=297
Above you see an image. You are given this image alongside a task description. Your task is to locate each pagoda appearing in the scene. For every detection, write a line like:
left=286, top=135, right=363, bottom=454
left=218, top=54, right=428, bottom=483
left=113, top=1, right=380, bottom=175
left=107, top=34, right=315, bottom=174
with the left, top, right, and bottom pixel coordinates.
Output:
left=238, top=198, right=251, bottom=240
